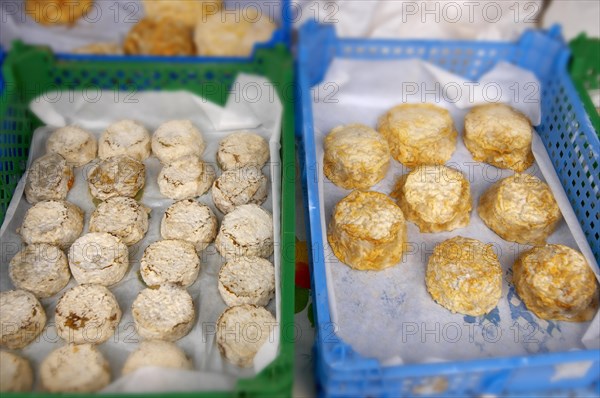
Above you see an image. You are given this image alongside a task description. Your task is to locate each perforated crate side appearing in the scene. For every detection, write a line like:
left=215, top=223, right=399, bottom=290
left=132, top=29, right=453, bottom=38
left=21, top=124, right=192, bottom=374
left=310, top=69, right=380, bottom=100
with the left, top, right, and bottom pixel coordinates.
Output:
left=336, top=37, right=515, bottom=80
left=538, top=65, right=600, bottom=259
left=0, top=54, right=39, bottom=222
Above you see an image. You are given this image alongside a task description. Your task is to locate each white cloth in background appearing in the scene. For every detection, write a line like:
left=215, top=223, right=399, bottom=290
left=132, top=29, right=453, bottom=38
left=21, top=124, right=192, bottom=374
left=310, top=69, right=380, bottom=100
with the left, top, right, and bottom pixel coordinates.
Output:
left=294, top=0, right=544, bottom=40
left=543, top=0, right=600, bottom=40
left=294, top=0, right=599, bottom=41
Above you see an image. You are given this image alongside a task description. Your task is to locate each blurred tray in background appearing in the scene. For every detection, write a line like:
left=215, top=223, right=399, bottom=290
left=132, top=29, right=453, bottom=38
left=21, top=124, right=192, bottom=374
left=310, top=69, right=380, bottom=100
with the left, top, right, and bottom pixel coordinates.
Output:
left=0, top=0, right=291, bottom=59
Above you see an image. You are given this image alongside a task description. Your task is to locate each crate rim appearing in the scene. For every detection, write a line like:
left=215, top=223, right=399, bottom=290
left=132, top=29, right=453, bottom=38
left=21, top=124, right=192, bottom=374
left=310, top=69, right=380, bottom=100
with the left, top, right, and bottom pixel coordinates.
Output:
left=329, top=25, right=563, bottom=49
left=8, top=39, right=289, bottom=66
left=298, top=20, right=600, bottom=394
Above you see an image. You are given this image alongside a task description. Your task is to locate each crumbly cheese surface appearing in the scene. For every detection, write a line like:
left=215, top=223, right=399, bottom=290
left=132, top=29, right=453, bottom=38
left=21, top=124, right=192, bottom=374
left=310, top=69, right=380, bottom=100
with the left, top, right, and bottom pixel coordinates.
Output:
left=89, top=196, right=150, bottom=246
left=216, top=304, right=276, bottom=367
left=323, top=123, right=390, bottom=190
left=99, top=120, right=151, bottom=161
left=20, top=200, right=83, bottom=248
left=132, top=285, right=195, bottom=341
left=40, top=344, right=110, bottom=393
left=161, top=199, right=218, bottom=251
left=514, top=244, right=598, bottom=322
left=332, top=191, right=404, bottom=241
left=122, top=340, right=192, bottom=375
left=0, top=351, right=33, bottom=392
left=87, top=155, right=146, bottom=200
left=124, top=17, right=196, bottom=56
left=141, top=239, right=200, bottom=288
left=194, top=10, right=276, bottom=57
left=46, top=125, right=97, bottom=167
left=478, top=174, right=561, bottom=244
left=0, top=290, right=46, bottom=349
left=25, top=0, right=93, bottom=25
left=215, top=204, right=274, bottom=259
left=212, top=166, right=268, bottom=214
left=426, top=236, right=503, bottom=316
left=218, top=257, right=275, bottom=307
left=464, top=103, right=534, bottom=171
left=142, top=0, right=222, bottom=28
left=25, top=153, right=73, bottom=204
left=158, top=155, right=215, bottom=200
left=392, top=165, right=471, bottom=233
left=327, top=191, right=407, bottom=271
left=217, top=132, right=270, bottom=171
left=72, top=42, right=123, bottom=55
left=55, top=284, right=121, bottom=345
left=151, top=120, right=205, bottom=164
left=68, top=233, right=129, bottom=286
left=9, top=243, right=71, bottom=298
left=377, top=103, right=457, bottom=167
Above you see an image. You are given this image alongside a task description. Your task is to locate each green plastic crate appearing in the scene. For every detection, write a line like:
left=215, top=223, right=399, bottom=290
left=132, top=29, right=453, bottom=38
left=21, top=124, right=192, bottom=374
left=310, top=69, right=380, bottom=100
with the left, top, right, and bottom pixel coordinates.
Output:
left=569, top=33, right=600, bottom=136
left=0, top=41, right=295, bottom=398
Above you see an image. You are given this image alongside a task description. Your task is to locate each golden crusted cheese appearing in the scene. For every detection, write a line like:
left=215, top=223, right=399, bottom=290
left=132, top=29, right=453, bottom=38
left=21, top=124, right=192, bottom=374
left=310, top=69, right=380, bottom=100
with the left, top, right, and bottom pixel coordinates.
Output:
left=72, top=42, right=123, bottom=55
left=327, top=191, right=406, bottom=271
left=513, top=244, right=598, bottom=322
left=25, top=0, right=93, bottom=25
left=194, top=8, right=276, bottom=57
left=478, top=174, right=561, bottom=245
left=391, top=165, right=471, bottom=233
left=323, top=124, right=390, bottom=190
left=464, top=103, right=534, bottom=172
left=124, top=17, right=195, bottom=56
left=426, top=236, right=502, bottom=316
left=377, top=103, right=457, bottom=167
left=142, top=0, right=222, bottom=28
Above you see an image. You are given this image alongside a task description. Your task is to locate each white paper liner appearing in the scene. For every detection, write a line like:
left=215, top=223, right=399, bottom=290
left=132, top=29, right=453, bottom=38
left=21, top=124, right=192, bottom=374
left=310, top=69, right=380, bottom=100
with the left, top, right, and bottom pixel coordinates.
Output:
left=0, top=73, right=283, bottom=392
left=311, top=58, right=600, bottom=365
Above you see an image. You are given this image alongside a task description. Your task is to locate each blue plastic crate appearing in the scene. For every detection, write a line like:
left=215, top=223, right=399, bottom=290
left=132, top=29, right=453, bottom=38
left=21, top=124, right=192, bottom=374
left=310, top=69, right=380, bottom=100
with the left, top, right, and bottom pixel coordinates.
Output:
left=298, top=21, right=600, bottom=397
